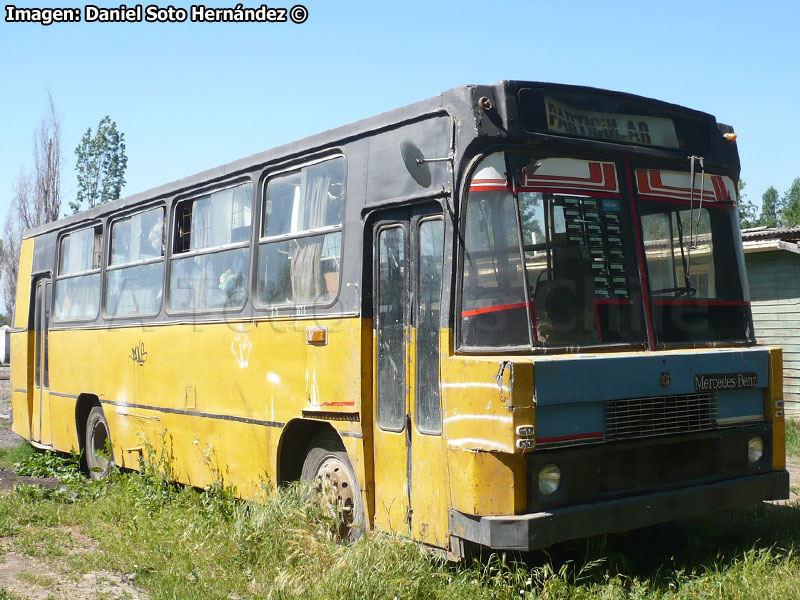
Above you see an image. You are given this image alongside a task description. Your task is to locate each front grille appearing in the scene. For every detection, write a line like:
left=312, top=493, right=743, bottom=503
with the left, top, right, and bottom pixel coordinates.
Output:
left=605, top=392, right=717, bottom=441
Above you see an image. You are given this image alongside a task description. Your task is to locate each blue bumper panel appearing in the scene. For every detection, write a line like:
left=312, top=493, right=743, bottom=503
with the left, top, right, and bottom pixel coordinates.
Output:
left=534, top=348, right=769, bottom=406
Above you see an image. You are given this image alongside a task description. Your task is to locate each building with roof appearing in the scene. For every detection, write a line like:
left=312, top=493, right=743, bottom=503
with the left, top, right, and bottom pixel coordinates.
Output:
left=742, top=225, right=800, bottom=414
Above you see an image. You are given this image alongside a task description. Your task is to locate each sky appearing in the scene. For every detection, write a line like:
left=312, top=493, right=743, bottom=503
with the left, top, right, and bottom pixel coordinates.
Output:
left=1, top=0, right=799, bottom=221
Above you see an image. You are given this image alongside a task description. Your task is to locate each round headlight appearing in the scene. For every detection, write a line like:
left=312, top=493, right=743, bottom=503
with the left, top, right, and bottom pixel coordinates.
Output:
left=538, top=464, right=561, bottom=496
left=748, top=436, right=764, bottom=464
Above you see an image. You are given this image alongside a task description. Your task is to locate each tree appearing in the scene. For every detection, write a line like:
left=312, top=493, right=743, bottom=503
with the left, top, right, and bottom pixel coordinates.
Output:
left=780, top=178, right=800, bottom=227
left=737, top=180, right=758, bottom=228
left=72, top=116, right=127, bottom=213
left=2, top=95, right=63, bottom=315
left=758, top=186, right=782, bottom=228
left=3, top=172, right=31, bottom=316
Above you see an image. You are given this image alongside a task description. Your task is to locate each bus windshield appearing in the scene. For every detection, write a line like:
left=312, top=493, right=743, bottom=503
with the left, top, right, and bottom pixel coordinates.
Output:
left=639, top=195, right=751, bottom=345
left=460, top=153, right=750, bottom=350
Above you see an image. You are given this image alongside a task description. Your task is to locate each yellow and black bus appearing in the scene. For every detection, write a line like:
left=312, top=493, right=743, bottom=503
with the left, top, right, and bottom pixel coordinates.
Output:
left=10, top=81, right=788, bottom=555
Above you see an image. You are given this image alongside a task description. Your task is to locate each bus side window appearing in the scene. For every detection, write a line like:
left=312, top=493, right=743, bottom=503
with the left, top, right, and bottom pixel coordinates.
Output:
left=54, top=225, right=103, bottom=321
left=106, top=207, right=165, bottom=318
left=257, top=157, right=345, bottom=307
left=168, top=183, right=252, bottom=312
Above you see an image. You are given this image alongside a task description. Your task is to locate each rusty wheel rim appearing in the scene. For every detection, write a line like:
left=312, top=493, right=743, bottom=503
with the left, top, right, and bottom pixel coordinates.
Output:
left=315, top=456, right=356, bottom=537
left=90, top=419, right=110, bottom=473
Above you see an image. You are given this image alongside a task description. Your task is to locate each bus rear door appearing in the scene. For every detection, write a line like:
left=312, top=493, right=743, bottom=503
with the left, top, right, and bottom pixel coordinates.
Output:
left=30, top=275, right=53, bottom=447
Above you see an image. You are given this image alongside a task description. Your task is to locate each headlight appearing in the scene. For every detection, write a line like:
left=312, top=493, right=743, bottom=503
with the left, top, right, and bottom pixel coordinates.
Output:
left=748, top=436, right=764, bottom=464
left=538, top=464, right=561, bottom=496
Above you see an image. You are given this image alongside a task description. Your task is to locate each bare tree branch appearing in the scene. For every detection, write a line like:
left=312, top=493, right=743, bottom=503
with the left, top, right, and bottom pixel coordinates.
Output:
left=2, top=93, right=63, bottom=317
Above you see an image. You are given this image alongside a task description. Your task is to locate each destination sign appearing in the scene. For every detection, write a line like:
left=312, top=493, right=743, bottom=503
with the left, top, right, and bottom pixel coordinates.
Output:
left=545, top=96, right=680, bottom=149
left=694, top=372, right=758, bottom=391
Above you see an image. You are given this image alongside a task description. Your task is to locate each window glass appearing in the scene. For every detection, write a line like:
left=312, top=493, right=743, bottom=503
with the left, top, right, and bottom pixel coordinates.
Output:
left=43, top=282, right=51, bottom=388
left=105, top=208, right=165, bottom=318
left=175, top=184, right=252, bottom=253
left=641, top=208, right=715, bottom=298
left=460, top=152, right=645, bottom=349
left=107, top=263, right=164, bottom=317
left=263, top=158, right=344, bottom=237
left=257, top=232, right=341, bottom=305
left=111, top=207, right=164, bottom=265
left=416, top=219, right=443, bottom=434
left=58, top=226, right=102, bottom=275
left=54, top=273, right=101, bottom=320
left=55, top=226, right=102, bottom=321
left=461, top=190, right=529, bottom=347
left=257, top=157, right=345, bottom=306
left=170, top=247, right=249, bottom=311
left=377, top=226, right=406, bottom=430
left=169, top=183, right=252, bottom=312
left=34, top=283, right=42, bottom=388
left=639, top=200, right=748, bottom=343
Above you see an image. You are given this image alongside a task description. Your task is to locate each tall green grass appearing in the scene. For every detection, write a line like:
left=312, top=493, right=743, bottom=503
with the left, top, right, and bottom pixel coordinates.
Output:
left=786, top=417, right=800, bottom=457
left=2, top=445, right=800, bottom=599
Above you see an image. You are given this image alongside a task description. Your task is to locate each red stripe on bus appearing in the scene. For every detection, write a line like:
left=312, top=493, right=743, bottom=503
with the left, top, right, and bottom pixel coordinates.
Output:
left=523, top=162, right=618, bottom=192
left=469, top=185, right=512, bottom=192
left=652, top=299, right=750, bottom=307
left=515, top=187, right=620, bottom=199
left=321, top=401, right=355, bottom=407
left=461, top=302, right=531, bottom=318
left=537, top=432, right=603, bottom=443
left=636, top=194, right=728, bottom=208
left=637, top=170, right=719, bottom=202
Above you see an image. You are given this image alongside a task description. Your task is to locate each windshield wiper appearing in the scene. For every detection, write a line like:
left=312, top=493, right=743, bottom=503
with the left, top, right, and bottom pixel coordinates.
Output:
left=673, top=207, right=694, bottom=293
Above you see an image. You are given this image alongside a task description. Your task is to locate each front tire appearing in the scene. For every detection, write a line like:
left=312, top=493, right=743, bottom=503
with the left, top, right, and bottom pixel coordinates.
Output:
left=85, top=405, right=113, bottom=480
left=301, top=432, right=365, bottom=542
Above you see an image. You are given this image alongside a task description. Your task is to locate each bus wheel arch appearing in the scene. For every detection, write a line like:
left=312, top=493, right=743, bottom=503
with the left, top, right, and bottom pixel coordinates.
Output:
left=277, top=418, right=341, bottom=485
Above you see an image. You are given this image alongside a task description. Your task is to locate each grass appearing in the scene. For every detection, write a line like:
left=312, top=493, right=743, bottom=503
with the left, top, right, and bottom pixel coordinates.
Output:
left=786, top=417, right=800, bottom=457
left=1, top=447, right=800, bottom=599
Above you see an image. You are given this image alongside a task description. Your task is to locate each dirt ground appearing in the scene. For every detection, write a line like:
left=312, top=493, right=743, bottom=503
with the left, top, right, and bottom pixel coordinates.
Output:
left=0, top=366, right=147, bottom=598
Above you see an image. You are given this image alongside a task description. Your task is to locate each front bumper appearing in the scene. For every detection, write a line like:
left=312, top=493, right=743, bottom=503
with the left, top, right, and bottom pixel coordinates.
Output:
left=449, top=471, right=789, bottom=551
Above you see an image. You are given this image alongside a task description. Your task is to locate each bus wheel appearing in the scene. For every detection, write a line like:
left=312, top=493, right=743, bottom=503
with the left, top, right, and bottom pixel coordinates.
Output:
left=85, top=406, right=113, bottom=480
left=300, top=433, right=365, bottom=542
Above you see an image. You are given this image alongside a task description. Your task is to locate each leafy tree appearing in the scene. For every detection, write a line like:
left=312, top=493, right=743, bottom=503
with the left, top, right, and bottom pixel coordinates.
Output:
left=758, top=186, right=781, bottom=228
left=780, top=178, right=800, bottom=226
left=72, top=116, right=127, bottom=214
left=737, top=180, right=758, bottom=228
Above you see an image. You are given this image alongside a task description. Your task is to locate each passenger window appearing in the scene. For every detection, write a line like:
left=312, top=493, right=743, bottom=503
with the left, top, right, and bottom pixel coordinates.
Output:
left=169, top=183, right=252, bottom=312
left=106, top=207, right=165, bottom=318
left=54, top=225, right=103, bottom=321
left=257, top=157, right=345, bottom=306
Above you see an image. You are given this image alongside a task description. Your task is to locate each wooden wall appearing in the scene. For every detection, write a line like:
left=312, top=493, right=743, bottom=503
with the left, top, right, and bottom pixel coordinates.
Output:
left=746, top=250, right=800, bottom=415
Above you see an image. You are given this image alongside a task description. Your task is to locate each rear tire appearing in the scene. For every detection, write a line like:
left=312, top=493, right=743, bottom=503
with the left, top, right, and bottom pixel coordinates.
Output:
left=301, top=432, right=365, bottom=542
left=85, top=405, right=113, bottom=480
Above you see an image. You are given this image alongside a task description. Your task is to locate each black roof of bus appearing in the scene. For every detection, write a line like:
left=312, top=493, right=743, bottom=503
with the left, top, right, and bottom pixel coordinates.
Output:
left=22, top=80, right=722, bottom=239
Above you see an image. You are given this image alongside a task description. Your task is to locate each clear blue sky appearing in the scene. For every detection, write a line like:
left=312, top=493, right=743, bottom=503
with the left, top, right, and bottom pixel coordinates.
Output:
left=2, top=0, right=798, bottom=220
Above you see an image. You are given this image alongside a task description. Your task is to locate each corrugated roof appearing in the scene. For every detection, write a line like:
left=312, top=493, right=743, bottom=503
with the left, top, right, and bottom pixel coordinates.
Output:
left=741, top=225, right=800, bottom=241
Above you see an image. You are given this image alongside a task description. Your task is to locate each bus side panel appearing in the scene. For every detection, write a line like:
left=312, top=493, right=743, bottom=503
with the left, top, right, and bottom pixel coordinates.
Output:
left=13, top=238, right=34, bottom=330
left=10, top=237, right=35, bottom=440
left=440, top=355, right=530, bottom=516
left=9, top=331, right=32, bottom=439
left=47, top=317, right=366, bottom=498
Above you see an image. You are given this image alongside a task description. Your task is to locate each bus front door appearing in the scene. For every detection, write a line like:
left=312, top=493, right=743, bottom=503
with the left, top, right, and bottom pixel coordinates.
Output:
left=372, top=205, right=449, bottom=546
left=30, top=276, right=53, bottom=446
